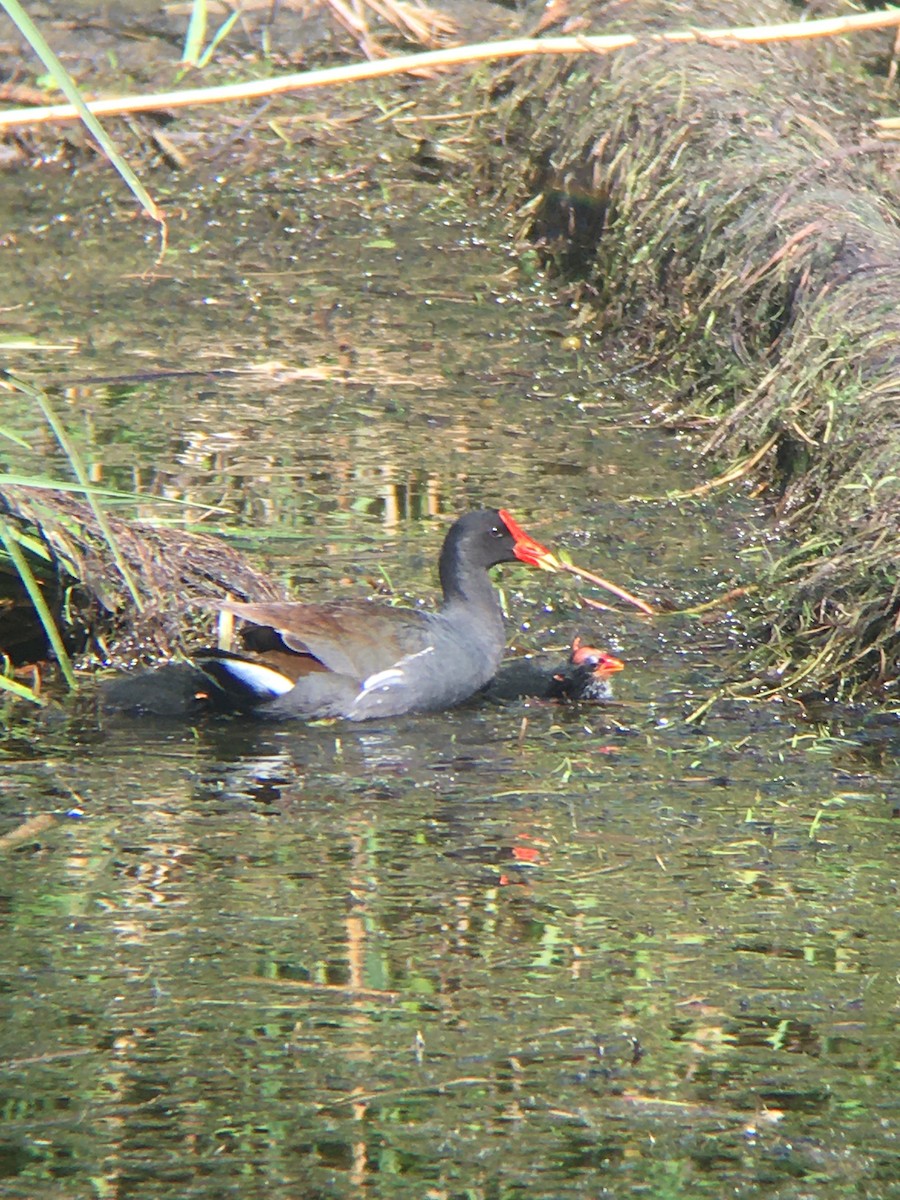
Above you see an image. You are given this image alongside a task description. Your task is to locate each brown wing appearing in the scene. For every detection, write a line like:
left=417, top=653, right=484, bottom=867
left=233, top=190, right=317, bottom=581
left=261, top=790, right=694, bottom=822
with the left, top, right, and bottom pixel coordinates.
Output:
left=221, top=599, right=434, bottom=682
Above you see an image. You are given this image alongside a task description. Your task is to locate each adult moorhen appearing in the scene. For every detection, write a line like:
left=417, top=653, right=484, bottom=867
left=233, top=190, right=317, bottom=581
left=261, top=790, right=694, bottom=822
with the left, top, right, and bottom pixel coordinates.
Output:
left=485, top=636, right=624, bottom=703
left=102, top=508, right=559, bottom=721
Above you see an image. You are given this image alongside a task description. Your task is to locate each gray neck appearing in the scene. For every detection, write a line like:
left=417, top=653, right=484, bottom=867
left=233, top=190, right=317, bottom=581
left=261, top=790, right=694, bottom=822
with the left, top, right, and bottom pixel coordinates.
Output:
left=438, top=527, right=506, bottom=614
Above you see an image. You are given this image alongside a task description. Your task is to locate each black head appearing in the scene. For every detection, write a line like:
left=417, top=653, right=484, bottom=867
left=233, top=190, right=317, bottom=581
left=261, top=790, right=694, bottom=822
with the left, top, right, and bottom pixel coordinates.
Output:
left=437, top=509, right=557, bottom=603
left=543, top=637, right=625, bottom=701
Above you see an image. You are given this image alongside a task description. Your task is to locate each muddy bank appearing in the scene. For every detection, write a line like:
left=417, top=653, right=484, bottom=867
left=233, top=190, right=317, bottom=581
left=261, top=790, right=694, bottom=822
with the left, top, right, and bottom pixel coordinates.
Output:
left=499, top=0, right=899, bottom=697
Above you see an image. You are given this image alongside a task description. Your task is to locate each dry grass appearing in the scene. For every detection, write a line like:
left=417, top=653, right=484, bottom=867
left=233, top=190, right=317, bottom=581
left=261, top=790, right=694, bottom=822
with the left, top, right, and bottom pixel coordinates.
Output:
left=322, top=0, right=458, bottom=57
left=499, top=0, right=900, bottom=697
left=0, top=484, right=285, bottom=667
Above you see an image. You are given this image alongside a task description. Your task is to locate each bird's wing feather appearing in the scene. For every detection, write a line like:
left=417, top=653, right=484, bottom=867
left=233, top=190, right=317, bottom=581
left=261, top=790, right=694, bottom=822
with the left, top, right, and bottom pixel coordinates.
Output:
left=222, top=600, right=434, bottom=681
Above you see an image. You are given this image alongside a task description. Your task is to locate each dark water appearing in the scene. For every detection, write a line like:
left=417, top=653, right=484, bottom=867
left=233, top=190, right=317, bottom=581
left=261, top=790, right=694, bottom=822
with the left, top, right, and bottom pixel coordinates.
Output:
left=1, top=133, right=898, bottom=1199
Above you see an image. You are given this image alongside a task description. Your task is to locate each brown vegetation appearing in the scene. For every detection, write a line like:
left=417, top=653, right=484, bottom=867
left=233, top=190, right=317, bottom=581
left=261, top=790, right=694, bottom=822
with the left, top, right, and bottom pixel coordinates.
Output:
left=501, top=0, right=900, bottom=697
left=0, top=486, right=284, bottom=666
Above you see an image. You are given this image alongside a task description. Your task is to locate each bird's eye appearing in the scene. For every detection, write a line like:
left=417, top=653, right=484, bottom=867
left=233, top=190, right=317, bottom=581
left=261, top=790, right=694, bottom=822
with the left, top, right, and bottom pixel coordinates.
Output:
left=489, top=525, right=504, bottom=538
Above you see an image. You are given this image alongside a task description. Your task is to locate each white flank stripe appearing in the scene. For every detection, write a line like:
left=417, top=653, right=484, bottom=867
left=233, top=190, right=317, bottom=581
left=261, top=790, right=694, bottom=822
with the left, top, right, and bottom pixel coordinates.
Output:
left=360, top=645, right=435, bottom=694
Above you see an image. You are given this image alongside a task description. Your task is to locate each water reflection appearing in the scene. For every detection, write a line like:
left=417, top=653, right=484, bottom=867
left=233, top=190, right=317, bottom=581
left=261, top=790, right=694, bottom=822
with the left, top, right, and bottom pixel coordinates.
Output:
left=2, top=689, right=897, bottom=1198
left=1, top=161, right=898, bottom=1200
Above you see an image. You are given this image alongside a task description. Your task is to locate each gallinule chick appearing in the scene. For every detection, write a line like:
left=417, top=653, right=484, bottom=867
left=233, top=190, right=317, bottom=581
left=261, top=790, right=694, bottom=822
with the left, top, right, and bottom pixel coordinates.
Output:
left=102, top=509, right=558, bottom=721
left=485, top=636, right=624, bottom=703
left=100, top=660, right=221, bottom=719
left=550, top=637, right=624, bottom=701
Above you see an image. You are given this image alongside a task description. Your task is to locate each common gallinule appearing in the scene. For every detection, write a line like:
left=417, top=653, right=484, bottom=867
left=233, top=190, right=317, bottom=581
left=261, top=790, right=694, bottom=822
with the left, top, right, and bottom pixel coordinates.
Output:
left=102, top=509, right=559, bottom=721
left=485, top=636, right=624, bottom=703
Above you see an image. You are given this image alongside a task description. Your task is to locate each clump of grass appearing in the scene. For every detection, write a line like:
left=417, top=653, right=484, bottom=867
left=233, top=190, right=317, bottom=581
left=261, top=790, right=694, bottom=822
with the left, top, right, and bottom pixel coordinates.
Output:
left=498, top=0, right=900, bottom=697
left=0, top=371, right=288, bottom=689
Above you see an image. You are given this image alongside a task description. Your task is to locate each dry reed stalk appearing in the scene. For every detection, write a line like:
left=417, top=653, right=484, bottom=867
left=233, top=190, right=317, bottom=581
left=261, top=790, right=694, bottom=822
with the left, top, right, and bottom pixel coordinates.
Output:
left=1, top=10, right=899, bottom=129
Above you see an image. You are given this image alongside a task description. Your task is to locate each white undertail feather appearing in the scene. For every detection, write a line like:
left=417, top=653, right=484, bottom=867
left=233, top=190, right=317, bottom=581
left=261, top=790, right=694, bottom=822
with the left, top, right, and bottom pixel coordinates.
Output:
left=218, top=659, right=294, bottom=698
